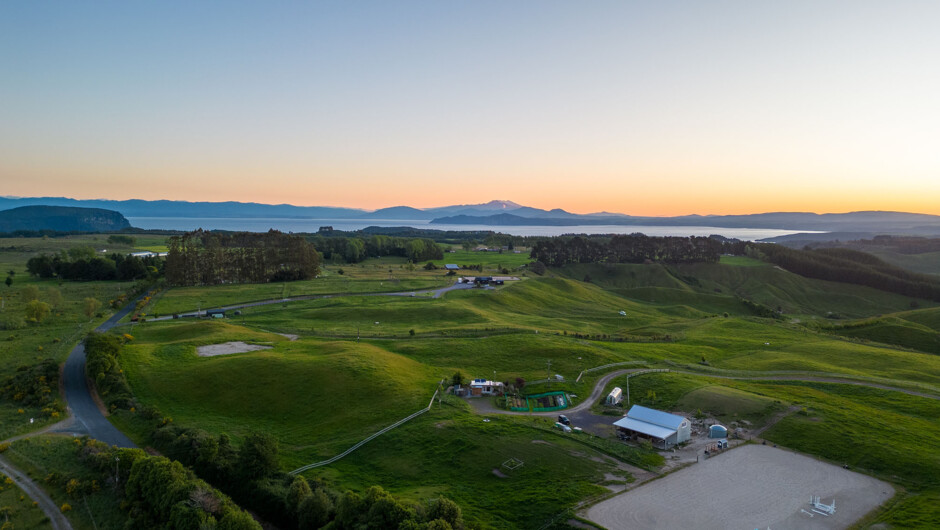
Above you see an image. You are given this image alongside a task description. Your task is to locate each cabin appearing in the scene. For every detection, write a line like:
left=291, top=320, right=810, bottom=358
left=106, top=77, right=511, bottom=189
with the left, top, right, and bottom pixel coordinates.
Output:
left=613, top=404, right=690, bottom=448
left=444, top=264, right=460, bottom=271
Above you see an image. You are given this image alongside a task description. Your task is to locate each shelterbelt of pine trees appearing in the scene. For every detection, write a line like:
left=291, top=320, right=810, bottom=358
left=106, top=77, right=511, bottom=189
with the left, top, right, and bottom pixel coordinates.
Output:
left=166, top=229, right=321, bottom=286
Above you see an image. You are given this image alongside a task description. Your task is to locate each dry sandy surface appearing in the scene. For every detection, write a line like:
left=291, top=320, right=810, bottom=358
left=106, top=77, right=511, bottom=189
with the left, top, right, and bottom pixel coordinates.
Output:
left=586, top=444, right=893, bottom=530
left=196, top=341, right=272, bottom=357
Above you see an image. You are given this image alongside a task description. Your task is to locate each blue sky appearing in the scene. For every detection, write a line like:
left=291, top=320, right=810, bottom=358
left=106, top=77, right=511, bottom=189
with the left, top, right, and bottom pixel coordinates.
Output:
left=2, top=1, right=939, bottom=214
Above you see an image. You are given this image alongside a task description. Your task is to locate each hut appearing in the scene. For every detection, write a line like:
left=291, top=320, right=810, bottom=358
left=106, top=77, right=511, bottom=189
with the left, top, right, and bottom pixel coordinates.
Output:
left=709, top=424, right=728, bottom=438
left=605, top=387, right=623, bottom=405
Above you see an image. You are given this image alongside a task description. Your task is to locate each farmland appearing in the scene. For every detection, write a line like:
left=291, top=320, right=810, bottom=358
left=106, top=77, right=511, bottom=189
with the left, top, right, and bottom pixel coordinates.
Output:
left=107, top=254, right=940, bottom=528
left=1, top=238, right=940, bottom=528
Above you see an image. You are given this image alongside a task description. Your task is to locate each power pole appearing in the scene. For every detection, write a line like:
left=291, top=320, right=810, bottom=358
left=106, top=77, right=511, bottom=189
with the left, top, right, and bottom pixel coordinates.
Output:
left=547, top=360, right=552, bottom=380
left=626, top=375, right=630, bottom=406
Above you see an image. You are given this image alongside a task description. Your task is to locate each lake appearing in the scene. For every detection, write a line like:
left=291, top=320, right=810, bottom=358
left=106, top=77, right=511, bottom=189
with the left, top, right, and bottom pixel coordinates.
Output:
left=127, top=217, right=818, bottom=241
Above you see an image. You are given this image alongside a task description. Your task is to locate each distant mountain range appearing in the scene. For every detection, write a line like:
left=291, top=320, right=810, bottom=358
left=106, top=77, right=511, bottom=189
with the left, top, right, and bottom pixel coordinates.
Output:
left=2, top=196, right=940, bottom=235
left=0, top=205, right=130, bottom=232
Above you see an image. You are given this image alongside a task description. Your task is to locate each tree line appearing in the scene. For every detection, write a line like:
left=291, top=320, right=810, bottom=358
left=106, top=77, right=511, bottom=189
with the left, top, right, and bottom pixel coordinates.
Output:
left=84, top=331, right=468, bottom=529
left=307, top=234, right=443, bottom=263
left=26, top=246, right=162, bottom=281
left=49, top=436, right=262, bottom=529
left=166, top=230, right=320, bottom=286
left=755, top=244, right=940, bottom=301
left=529, top=234, right=743, bottom=266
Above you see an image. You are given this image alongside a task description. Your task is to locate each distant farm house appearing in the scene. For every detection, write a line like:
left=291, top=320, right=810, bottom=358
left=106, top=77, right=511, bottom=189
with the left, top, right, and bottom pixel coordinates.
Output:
left=444, top=264, right=460, bottom=271
left=468, top=378, right=504, bottom=396
left=613, top=404, right=690, bottom=448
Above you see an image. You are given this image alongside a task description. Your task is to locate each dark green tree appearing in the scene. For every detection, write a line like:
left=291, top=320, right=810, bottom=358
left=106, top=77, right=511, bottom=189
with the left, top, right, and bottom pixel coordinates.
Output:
left=298, top=488, right=332, bottom=529
left=238, top=431, right=279, bottom=480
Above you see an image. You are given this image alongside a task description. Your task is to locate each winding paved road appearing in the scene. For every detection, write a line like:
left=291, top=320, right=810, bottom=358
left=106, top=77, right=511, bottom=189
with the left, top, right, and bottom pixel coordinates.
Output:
left=61, top=300, right=140, bottom=448
left=0, top=298, right=145, bottom=530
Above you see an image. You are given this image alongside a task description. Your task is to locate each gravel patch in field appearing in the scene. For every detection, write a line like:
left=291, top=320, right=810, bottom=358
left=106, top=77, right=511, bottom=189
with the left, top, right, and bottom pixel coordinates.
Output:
left=196, top=341, right=273, bottom=357
left=586, top=444, right=893, bottom=530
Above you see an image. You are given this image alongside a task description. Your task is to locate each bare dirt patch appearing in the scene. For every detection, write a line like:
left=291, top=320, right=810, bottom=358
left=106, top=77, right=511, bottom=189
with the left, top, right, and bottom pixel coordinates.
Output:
left=196, top=341, right=273, bottom=357
left=586, top=444, right=893, bottom=530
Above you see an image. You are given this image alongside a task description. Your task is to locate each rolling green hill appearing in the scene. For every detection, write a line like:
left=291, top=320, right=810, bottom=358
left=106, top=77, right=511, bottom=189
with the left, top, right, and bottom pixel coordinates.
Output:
left=559, top=261, right=934, bottom=319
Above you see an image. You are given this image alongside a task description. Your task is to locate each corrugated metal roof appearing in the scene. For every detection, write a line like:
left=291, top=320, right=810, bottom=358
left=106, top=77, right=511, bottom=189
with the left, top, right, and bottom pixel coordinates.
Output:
left=612, top=416, right=677, bottom=440
left=626, top=405, right=686, bottom=430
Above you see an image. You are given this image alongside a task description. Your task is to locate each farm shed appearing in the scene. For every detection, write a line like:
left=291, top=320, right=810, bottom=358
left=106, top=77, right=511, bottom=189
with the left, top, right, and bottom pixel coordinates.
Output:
left=468, top=379, right=503, bottom=396
left=613, top=404, right=691, bottom=448
left=206, top=309, right=226, bottom=319
left=444, top=264, right=460, bottom=270
left=606, top=387, right=623, bottom=405
left=709, top=424, right=728, bottom=438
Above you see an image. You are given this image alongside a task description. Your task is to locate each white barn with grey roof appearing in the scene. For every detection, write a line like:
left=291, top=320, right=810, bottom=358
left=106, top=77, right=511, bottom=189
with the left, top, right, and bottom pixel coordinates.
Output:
left=613, top=405, right=691, bottom=447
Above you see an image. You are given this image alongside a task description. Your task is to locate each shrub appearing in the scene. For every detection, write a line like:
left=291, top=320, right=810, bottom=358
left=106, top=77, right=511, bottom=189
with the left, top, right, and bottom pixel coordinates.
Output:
left=0, top=315, right=26, bottom=330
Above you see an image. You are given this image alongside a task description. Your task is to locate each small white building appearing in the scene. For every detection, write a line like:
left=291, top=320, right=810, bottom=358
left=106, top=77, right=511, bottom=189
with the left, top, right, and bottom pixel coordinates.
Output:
left=606, top=387, right=623, bottom=405
left=613, top=404, right=691, bottom=448
left=468, top=378, right=504, bottom=396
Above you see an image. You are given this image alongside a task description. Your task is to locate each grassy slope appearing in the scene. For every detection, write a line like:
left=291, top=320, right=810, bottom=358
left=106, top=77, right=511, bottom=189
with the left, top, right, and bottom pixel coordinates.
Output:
left=120, top=321, right=441, bottom=467
left=825, top=316, right=940, bottom=355
left=560, top=261, right=935, bottom=319
left=149, top=263, right=451, bottom=315
left=230, top=276, right=687, bottom=340
left=861, top=248, right=940, bottom=276
left=319, top=406, right=629, bottom=529
left=103, top=260, right=940, bottom=527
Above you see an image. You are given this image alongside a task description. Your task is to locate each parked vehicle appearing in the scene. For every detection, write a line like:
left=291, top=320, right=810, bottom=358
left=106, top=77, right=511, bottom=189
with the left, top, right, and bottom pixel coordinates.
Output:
left=558, top=415, right=571, bottom=425
left=554, top=422, right=572, bottom=433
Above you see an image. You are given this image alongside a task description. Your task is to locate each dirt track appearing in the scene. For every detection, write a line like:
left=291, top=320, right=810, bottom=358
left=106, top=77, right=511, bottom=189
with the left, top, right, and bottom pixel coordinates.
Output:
left=586, top=444, right=894, bottom=530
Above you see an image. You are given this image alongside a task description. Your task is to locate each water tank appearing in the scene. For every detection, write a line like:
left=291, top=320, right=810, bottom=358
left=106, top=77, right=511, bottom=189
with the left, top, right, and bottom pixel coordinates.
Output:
left=709, top=425, right=728, bottom=438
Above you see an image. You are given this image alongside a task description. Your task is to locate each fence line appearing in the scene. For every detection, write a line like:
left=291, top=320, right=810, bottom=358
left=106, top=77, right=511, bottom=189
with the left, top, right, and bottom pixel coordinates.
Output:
left=577, top=361, right=648, bottom=382
left=290, top=380, right=443, bottom=475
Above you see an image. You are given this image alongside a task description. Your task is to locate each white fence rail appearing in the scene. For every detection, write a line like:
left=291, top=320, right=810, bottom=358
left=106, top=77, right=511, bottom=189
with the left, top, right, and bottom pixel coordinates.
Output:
left=576, top=361, right=648, bottom=382
left=290, top=380, right=443, bottom=474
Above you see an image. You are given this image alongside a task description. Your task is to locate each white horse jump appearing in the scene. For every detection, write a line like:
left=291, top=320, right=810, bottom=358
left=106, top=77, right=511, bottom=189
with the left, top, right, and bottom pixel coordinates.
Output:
left=810, top=495, right=836, bottom=515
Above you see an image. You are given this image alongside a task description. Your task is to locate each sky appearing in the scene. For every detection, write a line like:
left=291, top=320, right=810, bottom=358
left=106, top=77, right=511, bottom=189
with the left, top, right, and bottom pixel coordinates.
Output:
left=2, top=1, right=939, bottom=216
